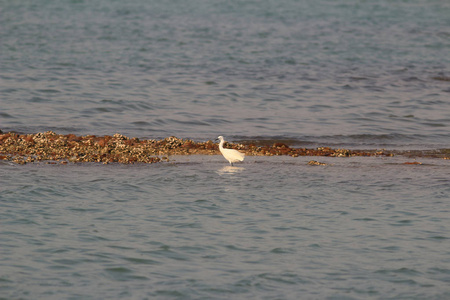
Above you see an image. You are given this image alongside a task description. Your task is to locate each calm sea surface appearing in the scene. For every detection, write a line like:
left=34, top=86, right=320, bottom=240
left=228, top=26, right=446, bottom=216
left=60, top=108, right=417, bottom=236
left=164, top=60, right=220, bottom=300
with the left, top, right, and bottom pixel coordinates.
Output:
left=1, top=0, right=449, bottom=147
left=1, top=156, right=450, bottom=299
left=1, top=0, right=450, bottom=299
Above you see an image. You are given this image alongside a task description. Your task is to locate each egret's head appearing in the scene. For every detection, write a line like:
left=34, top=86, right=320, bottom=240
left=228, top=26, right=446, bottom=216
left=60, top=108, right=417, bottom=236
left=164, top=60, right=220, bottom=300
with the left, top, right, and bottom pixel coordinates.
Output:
left=217, top=136, right=224, bottom=142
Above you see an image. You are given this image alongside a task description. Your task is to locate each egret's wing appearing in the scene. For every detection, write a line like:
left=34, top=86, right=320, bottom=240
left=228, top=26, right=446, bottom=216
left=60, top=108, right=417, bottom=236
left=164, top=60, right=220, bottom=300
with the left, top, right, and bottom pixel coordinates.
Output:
left=235, top=150, right=245, bottom=161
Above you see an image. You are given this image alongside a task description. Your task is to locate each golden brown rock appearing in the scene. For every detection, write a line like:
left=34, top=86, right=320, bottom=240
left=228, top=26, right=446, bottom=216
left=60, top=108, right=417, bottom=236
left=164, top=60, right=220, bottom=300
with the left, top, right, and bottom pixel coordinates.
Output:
left=308, top=160, right=328, bottom=166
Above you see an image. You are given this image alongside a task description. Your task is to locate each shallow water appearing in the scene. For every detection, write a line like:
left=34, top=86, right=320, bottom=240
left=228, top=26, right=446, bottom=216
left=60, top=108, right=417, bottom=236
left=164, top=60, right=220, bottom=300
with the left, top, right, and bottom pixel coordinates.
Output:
left=1, top=156, right=450, bottom=299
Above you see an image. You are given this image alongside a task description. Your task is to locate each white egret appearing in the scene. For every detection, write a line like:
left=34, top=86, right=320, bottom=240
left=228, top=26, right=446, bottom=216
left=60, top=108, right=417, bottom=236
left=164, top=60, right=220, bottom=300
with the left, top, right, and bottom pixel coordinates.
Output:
left=216, top=136, right=245, bottom=166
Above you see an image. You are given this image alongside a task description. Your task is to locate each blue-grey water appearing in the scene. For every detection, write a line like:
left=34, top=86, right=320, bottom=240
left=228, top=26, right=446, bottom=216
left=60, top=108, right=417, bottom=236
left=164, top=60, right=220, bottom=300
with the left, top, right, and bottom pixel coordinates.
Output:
left=1, top=0, right=450, bottom=148
left=1, top=156, right=450, bottom=299
left=1, top=0, right=450, bottom=299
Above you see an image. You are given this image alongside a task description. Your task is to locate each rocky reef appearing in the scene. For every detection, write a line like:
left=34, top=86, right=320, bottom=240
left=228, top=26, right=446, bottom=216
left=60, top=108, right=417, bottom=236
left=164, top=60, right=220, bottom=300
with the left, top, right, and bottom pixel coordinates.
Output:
left=0, top=131, right=447, bottom=164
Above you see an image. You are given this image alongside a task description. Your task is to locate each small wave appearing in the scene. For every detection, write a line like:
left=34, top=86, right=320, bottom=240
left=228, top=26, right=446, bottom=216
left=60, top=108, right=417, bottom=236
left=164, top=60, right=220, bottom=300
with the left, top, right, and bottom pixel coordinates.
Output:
left=37, top=89, right=61, bottom=94
left=29, top=97, right=50, bottom=103
left=0, top=112, right=15, bottom=118
left=375, top=267, right=422, bottom=276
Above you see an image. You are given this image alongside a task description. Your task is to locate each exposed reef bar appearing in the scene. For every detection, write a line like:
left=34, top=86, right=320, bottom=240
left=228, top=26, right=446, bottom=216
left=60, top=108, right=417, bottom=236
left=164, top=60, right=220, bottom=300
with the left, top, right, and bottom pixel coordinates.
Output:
left=0, top=131, right=448, bottom=164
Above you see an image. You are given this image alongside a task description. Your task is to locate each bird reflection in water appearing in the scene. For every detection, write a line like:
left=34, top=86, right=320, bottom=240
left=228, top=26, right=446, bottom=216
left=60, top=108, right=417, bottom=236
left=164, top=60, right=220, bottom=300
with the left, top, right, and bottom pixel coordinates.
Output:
left=217, top=165, right=245, bottom=175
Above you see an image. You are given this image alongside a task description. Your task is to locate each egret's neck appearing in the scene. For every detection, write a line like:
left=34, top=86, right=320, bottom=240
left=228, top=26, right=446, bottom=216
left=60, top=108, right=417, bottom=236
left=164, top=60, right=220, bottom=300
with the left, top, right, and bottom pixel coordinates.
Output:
left=218, top=139, right=224, bottom=150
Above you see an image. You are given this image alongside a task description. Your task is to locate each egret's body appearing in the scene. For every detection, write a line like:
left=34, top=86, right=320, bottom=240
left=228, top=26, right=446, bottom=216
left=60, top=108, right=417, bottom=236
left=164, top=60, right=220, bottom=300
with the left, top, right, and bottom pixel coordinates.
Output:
left=217, top=136, right=245, bottom=166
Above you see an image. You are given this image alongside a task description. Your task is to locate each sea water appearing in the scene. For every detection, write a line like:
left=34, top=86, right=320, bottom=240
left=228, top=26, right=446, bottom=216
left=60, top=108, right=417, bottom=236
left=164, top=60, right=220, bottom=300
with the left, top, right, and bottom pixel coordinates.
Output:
left=1, top=156, right=450, bottom=299
left=1, top=0, right=450, bottom=299
left=1, top=0, right=449, bottom=147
